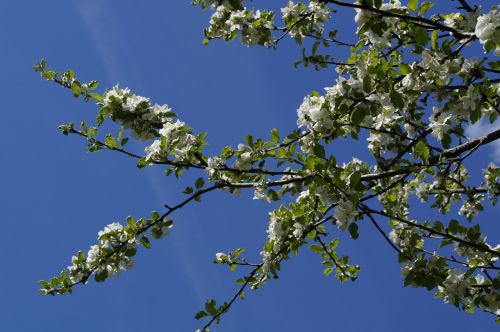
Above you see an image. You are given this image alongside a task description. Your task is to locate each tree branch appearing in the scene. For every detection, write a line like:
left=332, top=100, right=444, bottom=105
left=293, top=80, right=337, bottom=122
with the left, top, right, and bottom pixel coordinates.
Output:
left=363, top=206, right=500, bottom=257
left=321, top=0, right=471, bottom=38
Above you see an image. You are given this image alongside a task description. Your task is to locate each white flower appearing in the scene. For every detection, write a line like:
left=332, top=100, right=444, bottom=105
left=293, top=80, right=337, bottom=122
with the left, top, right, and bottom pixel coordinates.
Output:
left=86, top=245, right=100, bottom=265
left=354, top=1, right=403, bottom=47
left=267, top=214, right=285, bottom=253
left=292, top=223, right=305, bottom=239
left=159, top=120, right=186, bottom=142
left=475, top=7, right=500, bottom=55
left=253, top=184, right=270, bottom=202
left=296, top=189, right=310, bottom=202
left=206, top=156, right=225, bottom=176
left=334, top=199, right=358, bottom=230
left=460, top=57, right=478, bottom=75
left=102, top=85, right=130, bottom=106
left=122, top=94, right=149, bottom=112
left=367, top=132, right=394, bottom=152
left=234, top=144, right=253, bottom=170
left=415, top=181, right=429, bottom=202
left=215, top=252, right=227, bottom=261
left=429, top=111, right=453, bottom=141
left=354, top=9, right=371, bottom=26
left=145, top=140, right=163, bottom=161
left=281, top=1, right=330, bottom=38
left=152, top=103, right=171, bottom=116
left=438, top=269, right=469, bottom=305
left=458, top=195, right=484, bottom=221
left=260, top=250, right=272, bottom=273
left=297, top=95, right=333, bottom=134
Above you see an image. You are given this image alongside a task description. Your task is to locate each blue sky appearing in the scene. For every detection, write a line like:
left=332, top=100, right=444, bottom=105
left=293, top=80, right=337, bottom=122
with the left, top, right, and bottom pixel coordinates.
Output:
left=0, top=1, right=498, bottom=331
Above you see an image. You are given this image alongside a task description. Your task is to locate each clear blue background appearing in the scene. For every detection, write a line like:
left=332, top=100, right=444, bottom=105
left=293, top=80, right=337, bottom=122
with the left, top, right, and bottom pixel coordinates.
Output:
left=0, top=1, right=498, bottom=331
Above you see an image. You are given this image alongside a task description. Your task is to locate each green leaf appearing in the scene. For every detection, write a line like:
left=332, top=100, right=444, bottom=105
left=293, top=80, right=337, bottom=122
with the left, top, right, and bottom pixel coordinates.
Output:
left=329, top=238, right=339, bottom=250
left=350, top=107, right=366, bottom=125
left=323, top=267, right=333, bottom=276
left=415, top=141, right=429, bottom=161
left=309, top=244, right=323, bottom=254
left=195, top=177, right=205, bottom=189
left=245, top=134, right=253, bottom=147
left=398, top=63, right=411, bottom=75
left=39, top=280, right=50, bottom=288
left=348, top=223, right=359, bottom=239
left=488, top=61, right=500, bottom=70
left=267, top=189, right=280, bottom=201
left=195, top=311, right=208, bottom=320
left=137, top=157, right=149, bottom=169
left=312, top=41, right=320, bottom=55
left=389, top=91, right=405, bottom=109
left=414, top=27, right=429, bottom=46
left=484, top=40, right=496, bottom=53
left=363, top=76, right=372, bottom=93
left=140, top=236, right=151, bottom=249
left=88, top=80, right=98, bottom=90
left=448, top=219, right=460, bottom=234
left=348, top=171, right=361, bottom=186
left=418, top=1, right=434, bottom=15
left=431, top=30, right=438, bottom=50
left=124, top=246, right=137, bottom=257
left=408, top=0, right=418, bottom=12
left=310, top=90, right=321, bottom=98
left=105, top=134, right=117, bottom=148
left=270, top=128, right=280, bottom=143
left=205, top=299, right=217, bottom=316
left=71, top=82, right=81, bottom=97
left=313, top=144, right=325, bottom=159
left=228, top=0, right=244, bottom=10
left=95, top=270, right=108, bottom=282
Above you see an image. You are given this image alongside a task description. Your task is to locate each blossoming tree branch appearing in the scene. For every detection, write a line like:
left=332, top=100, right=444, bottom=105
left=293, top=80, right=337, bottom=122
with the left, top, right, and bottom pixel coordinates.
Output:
left=36, top=0, right=499, bottom=330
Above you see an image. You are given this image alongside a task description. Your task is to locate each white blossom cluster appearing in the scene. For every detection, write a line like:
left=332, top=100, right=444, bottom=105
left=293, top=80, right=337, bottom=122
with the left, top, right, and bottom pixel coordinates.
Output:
left=430, top=87, right=481, bottom=142
left=475, top=6, right=500, bottom=55
left=454, top=235, right=499, bottom=265
left=458, top=194, right=484, bottom=221
left=399, top=257, right=498, bottom=316
left=400, top=255, right=440, bottom=285
left=234, top=144, right=253, bottom=170
left=354, top=0, right=405, bottom=48
left=51, top=216, right=173, bottom=290
left=260, top=211, right=288, bottom=277
left=297, top=95, right=333, bottom=135
left=411, top=177, right=430, bottom=202
left=144, top=119, right=197, bottom=162
left=334, top=199, right=358, bottom=231
left=443, top=11, right=479, bottom=33
left=402, top=51, right=457, bottom=92
left=389, top=219, right=423, bottom=249
left=259, top=194, right=321, bottom=278
left=205, top=156, right=225, bottom=177
left=267, top=213, right=285, bottom=253
left=281, top=1, right=330, bottom=39
left=66, top=221, right=136, bottom=284
left=101, top=85, right=173, bottom=140
left=101, top=86, right=200, bottom=164
left=205, top=4, right=275, bottom=46
left=279, top=171, right=304, bottom=195
left=483, top=163, right=500, bottom=204
left=438, top=269, right=470, bottom=305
